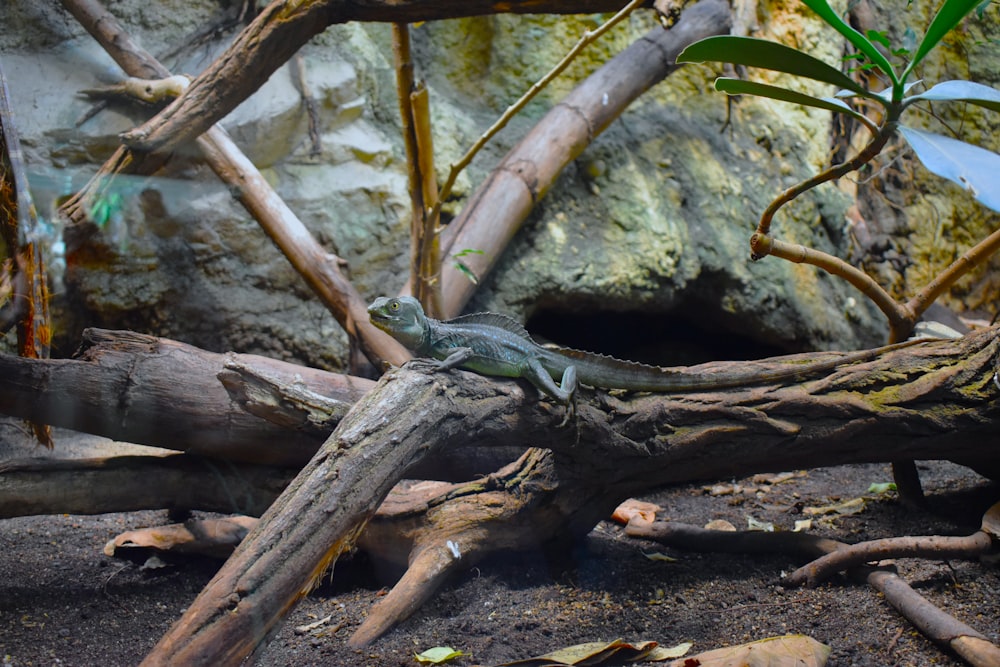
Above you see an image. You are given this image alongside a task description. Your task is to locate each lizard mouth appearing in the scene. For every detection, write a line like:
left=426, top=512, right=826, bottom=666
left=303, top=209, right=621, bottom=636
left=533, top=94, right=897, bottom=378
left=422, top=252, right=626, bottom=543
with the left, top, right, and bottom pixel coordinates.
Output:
left=367, top=308, right=395, bottom=332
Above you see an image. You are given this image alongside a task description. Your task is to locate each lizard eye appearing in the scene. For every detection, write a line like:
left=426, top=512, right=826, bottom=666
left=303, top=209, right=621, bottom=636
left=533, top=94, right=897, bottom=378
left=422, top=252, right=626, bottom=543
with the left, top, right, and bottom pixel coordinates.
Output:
left=390, top=300, right=400, bottom=311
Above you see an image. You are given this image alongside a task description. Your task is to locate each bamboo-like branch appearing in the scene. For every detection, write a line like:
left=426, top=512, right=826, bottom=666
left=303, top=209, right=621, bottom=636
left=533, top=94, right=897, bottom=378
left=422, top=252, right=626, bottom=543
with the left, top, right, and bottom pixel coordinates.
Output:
left=405, top=1, right=644, bottom=310
left=434, top=0, right=731, bottom=316
left=432, top=0, right=645, bottom=212
left=393, top=24, right=442, bottom=316
left=58, top=0, right=409, bottom=369
left=411, top=83, right=443, bottom=315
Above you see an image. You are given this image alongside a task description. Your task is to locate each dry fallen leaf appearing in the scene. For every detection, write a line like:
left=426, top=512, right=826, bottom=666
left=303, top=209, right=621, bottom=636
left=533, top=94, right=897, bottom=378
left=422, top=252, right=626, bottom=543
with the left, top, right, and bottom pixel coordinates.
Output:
left=803, top=497, right=866, bottom=517
left=612, top=499, right=661, bottom=524
left=667, top=634, right=830, bottom=667
left=793, top=519, right=812, bottom=532
left=746, top=516, right=775, bottom=532
left=704, top=519, right=737, bottom=532
left=495, top=638, right=662, bottom=666
left=980, top=500, right=1000, bottom=539
left=415, top=646, right=464, bottom=664
left=643, top=551, right=679, bottom=563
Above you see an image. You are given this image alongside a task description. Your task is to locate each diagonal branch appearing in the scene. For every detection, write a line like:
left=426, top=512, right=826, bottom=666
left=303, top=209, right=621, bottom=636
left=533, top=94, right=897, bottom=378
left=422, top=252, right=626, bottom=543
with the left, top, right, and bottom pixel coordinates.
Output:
left=434, top=0, right=732, bottom=316
left=116, top=0, right=644, bottom=156
left=59, top=0, right=409, bottom=369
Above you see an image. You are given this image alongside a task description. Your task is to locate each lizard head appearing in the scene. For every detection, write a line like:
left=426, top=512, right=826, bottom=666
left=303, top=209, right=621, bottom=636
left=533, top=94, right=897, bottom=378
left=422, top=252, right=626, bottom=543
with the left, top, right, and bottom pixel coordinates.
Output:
left=367, top=296, right=428, bottom=351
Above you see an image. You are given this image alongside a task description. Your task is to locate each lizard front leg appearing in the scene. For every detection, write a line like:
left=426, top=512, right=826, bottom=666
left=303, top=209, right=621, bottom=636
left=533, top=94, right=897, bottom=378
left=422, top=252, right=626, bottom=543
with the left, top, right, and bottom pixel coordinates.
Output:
left=406, top=347, right=474, bottom=372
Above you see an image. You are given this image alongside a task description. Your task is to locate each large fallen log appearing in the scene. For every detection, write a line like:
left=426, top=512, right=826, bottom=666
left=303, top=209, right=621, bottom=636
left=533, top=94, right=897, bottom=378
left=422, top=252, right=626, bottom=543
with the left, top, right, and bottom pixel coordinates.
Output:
left=0, top=328, right=370, bottom=466
left=0, top=454, right=295, bottom=518
left=138, top=327, right=999, bottom=665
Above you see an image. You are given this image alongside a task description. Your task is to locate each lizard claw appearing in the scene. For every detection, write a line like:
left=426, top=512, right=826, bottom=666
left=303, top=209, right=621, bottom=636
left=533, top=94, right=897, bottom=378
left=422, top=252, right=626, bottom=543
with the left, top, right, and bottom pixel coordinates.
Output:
left=557, top=396, right=578, bottom=428
left=405, top=358, right=445, bottom=373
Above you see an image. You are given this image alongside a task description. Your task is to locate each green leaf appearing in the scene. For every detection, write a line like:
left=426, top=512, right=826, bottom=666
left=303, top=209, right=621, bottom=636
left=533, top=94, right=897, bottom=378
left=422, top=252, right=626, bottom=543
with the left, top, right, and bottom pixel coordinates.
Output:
left=452, top=248, right=484, bottom=285
left=800, top=0, right=898, bottom=86
left=866, top=29, right=891, bottom=48
left=678, top=36, right=870, bottom=97
left=905, top=80, right=1000, bottom=113
left=714, top=78, right=878, bottom=132
left=867, top=482, right=897, bottom=495
left=841, top=52, right=866, bottom=62
left=453, top=260, right=479, bottom=285
left=414, top=646, right=465, bottom=664
left=903, top=0, right=983, bottom=80
left=898, top=125, right=1000, bottom=212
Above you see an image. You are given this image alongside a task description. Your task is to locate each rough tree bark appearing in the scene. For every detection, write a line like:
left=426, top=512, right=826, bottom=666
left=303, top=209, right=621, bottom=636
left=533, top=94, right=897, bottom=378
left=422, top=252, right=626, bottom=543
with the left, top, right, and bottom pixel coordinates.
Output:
left=0, top=454, right=295, bottom=519
left=132, top=326, right=998, bottom=665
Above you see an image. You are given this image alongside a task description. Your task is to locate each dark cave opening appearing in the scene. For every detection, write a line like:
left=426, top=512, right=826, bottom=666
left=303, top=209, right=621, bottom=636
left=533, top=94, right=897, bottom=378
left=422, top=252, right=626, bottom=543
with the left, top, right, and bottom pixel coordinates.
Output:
left=525, top=306, right=788, bottom=367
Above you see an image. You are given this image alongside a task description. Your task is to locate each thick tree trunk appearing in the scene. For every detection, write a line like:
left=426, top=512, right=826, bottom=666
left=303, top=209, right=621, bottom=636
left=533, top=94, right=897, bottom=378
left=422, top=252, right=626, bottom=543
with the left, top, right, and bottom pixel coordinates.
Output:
left=136, top=327, right=999, bottom=665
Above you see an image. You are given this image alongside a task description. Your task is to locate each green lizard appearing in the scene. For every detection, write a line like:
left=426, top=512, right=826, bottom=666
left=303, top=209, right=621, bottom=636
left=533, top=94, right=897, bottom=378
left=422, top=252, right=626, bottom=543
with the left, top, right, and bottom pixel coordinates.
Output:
left=368, top=296, right=919, bottom=406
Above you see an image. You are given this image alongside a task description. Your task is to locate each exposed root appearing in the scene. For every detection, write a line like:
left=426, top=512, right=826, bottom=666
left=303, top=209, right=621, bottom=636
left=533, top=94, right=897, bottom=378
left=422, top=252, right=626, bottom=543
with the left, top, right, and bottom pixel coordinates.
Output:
left=784, top=532, right=995, bottom=588
left=626, top=509, right=1000, bottom=667
left=350, top=448, right=583, bottom=646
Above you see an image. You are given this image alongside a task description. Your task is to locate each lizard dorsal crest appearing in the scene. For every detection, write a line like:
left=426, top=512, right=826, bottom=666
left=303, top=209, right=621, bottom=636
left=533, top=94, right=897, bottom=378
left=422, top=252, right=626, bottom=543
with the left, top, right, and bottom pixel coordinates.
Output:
left=445, top=312, right=533, bottom=339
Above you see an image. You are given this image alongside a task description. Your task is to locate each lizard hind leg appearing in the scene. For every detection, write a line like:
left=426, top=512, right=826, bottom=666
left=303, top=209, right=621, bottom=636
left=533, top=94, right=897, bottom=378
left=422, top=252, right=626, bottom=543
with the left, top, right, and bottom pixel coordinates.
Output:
left=524, top=359, right=577, bottom=426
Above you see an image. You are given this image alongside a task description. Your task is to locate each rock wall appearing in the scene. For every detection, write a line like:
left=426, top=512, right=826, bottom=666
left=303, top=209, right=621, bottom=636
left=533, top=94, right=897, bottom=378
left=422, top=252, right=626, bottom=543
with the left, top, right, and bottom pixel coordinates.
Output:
left=1, top=0, right=996, bottom=369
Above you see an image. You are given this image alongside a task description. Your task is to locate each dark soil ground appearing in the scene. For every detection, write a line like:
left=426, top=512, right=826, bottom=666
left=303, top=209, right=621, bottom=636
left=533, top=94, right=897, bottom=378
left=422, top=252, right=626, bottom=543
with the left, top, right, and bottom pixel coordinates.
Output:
left=1, top=428, right=997, bottom=667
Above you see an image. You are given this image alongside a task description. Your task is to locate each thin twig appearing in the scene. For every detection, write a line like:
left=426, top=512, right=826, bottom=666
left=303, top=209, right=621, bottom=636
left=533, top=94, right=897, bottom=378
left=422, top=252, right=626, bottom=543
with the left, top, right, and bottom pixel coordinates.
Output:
left=907, top=225, right=1000, bottom=322
left=783, top=532, right=994, bottom=587
left=431, top=0, right=646, bottom=221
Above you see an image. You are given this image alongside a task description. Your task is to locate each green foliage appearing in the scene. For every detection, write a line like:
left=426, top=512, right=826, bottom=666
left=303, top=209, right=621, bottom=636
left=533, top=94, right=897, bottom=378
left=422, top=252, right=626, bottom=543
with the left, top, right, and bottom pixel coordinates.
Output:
left=677, top=0, right=1000, bottom=212
left=87, top=191, right=123, bottom=229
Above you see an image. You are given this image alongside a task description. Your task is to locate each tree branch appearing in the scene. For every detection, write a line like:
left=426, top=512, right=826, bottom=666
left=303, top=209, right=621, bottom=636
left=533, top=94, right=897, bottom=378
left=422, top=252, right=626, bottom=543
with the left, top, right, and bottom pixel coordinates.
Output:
left=0, top=328, right=369, bottom=466
left=140, top=327, right=999, bottom=665
left=435, top=0, right=731, bottom=316
left=59, top=0, right=409, bottom=368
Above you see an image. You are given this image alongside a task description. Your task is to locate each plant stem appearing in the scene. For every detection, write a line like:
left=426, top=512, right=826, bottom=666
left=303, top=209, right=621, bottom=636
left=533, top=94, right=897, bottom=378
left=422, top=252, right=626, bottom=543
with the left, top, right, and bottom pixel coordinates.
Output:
left=907, top=225, right=1000, bottom=322
left=753, top=119, right=897, bottom=244
left=750, top=233, right=913, bottom=340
